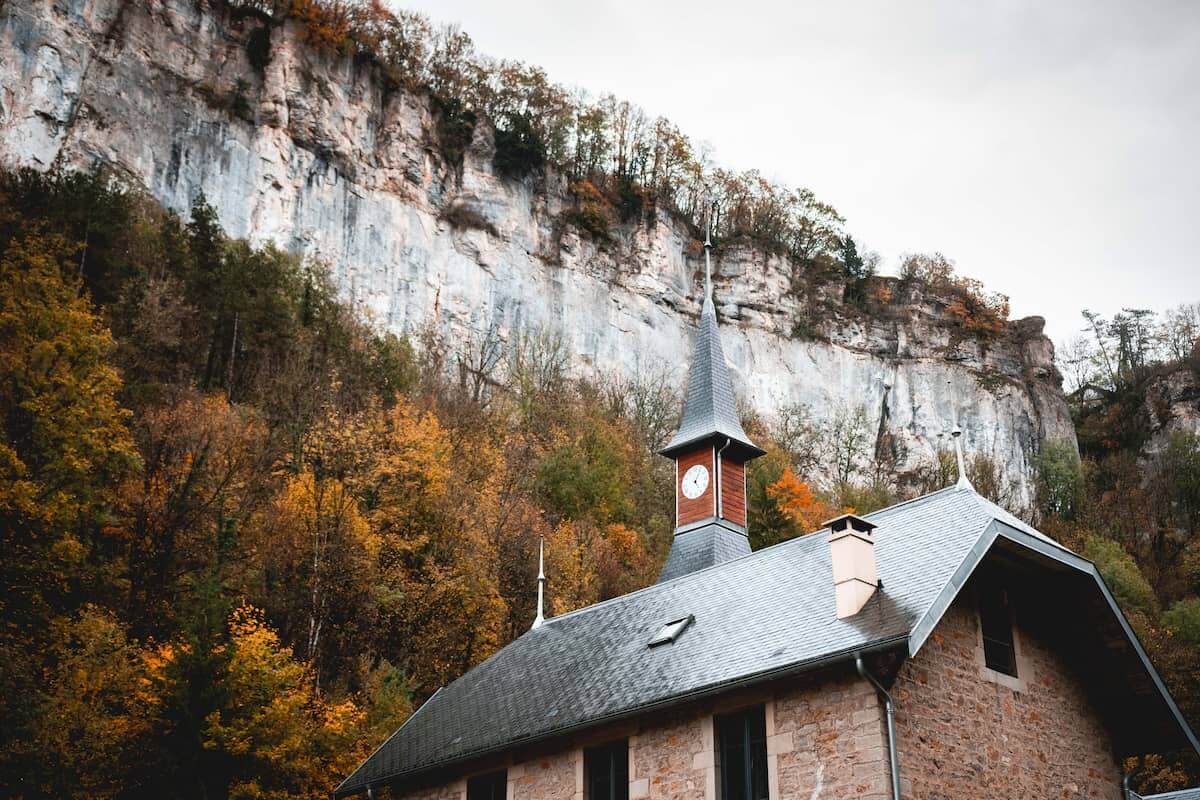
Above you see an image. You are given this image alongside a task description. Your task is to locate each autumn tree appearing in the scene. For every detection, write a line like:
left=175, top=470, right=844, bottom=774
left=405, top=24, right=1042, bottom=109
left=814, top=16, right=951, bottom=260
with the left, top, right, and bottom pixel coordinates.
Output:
left=768, top=469, right=839, bottom=535
left=31, top=607, right=164, bottom=798
left=203, top=606, right=372, bottom=799
left=0, top=229, right=140, bottom=779
left=120, top=391, right=271, bottom=639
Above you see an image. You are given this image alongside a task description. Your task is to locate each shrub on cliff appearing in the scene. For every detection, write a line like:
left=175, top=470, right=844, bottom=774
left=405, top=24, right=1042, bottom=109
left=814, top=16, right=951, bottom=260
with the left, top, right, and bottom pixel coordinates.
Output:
left=564, top=180, right=616, bottom=240
left=431, top=94, right=477, bottom=168
left=493, top=112, right=546, bottom=180
left=900, top=252, right=1009, bottom=336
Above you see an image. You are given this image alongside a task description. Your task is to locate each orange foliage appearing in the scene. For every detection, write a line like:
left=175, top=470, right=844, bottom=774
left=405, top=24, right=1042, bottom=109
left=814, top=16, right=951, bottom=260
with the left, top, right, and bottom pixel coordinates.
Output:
left=869, top=281, right=894, bottom=306
left=289, top=0, right=354, bottom=52
left=945, top=288, right=1009, bottom=337
left=767, top=469, right=840, bottom=533
left=594, top=523, right=655, bottom=599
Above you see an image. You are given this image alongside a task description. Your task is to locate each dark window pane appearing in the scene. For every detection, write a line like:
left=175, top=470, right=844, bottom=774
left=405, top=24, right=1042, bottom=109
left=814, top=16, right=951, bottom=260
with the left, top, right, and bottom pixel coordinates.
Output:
left=585, top=740, right=629, bottom=800
left=979, top=581, right=1018, bottom=677
left=716, top=706, right=768, bottom=800
left=468, top=770, right=507, bottom=800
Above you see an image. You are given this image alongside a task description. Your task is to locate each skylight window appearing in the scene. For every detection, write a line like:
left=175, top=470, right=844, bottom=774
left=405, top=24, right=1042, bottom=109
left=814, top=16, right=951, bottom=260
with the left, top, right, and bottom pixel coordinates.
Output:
left=648, top=615, right=694, bottom=647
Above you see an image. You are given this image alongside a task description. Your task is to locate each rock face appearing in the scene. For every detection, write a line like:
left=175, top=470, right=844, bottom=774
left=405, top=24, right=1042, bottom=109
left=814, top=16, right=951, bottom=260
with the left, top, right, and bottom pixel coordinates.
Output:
left=0, top=0, right=1077, bottom=509
left=1141, top=367, right=1200, bottom=456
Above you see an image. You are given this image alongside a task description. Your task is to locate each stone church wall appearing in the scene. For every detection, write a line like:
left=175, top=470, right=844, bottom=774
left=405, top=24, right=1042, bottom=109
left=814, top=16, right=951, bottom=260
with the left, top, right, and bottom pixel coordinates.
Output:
left=893, top=595, right=1123, bottom=799
left=385, top=671, right=890, bottom=800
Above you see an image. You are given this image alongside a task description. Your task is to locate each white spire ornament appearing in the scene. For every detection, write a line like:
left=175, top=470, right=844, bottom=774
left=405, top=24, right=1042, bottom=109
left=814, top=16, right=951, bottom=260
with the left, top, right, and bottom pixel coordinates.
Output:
left=531, top=536, right=546, bottom=629
left=703, top=201, right=714, bottom=302
left=947, top=380, right=973, bottom=490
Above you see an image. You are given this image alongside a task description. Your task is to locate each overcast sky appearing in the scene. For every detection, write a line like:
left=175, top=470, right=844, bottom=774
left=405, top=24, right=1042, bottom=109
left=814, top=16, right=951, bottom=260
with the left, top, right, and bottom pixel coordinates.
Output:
left=400, top=0, right=1200, bottom=347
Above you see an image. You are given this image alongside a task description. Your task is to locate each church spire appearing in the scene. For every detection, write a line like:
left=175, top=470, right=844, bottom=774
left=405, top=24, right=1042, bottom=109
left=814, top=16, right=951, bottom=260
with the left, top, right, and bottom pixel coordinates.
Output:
left=659, top=212, right=763, bottom=463
left=656, top=212, right=765, bottom=583
left=703, top=209, right=713, bottom=300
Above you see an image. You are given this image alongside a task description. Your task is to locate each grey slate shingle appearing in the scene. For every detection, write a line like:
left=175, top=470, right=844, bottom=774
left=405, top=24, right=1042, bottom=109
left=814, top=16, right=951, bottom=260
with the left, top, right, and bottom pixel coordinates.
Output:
left=656, top=522, right=752, bottom=583
left=660, top=293, right=763, bottom=460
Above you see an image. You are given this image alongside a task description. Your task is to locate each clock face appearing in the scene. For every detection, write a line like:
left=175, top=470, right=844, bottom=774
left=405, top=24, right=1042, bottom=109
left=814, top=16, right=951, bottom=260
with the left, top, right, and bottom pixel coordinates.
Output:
left=681, top=464, right=710, bottom=499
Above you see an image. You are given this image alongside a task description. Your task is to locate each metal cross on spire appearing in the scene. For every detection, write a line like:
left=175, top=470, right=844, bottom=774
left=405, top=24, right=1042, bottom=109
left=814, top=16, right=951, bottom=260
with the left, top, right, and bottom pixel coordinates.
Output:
left=947, top=379, right=973, bottom=490
left=531, top=536, right=547, bottom=630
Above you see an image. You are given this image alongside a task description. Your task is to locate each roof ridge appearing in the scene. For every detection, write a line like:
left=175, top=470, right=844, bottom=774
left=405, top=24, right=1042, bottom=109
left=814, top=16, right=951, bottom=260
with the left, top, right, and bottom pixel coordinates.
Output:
left=961, top=488, right=1079, bottom=554
left=862, top=484, right=962, bottom=520
left=541, top=485, right=968, bottom=628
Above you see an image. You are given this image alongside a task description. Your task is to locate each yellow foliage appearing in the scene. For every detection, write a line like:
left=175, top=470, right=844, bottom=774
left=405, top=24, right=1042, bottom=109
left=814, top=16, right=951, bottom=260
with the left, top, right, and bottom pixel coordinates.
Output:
left=205, top=606, right=366, bottom=798
left=35, top=607, right=161, bottom=798
left=545, top=520, right=597, bottom=615
left=595, top=523, right=655, bottom=599
left=0, top=229, right=138, bottom=535
left=274, top=469, right=378, bottom=559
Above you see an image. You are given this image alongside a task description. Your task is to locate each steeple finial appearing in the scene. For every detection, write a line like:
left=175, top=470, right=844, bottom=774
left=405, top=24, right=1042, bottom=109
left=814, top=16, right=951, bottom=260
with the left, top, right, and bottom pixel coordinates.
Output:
left=947, top=380, right=972, bottom=490
left=703, top=200, right=714, bottom=302
left=531, top=536, right=546, bottom=629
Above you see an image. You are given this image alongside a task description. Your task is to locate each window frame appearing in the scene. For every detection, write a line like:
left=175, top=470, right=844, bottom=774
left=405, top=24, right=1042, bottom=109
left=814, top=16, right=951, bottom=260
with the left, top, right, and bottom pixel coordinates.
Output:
left=975, top=575, right=1028, bottom=691
left=583, top=738, right=629, bottom=800
left=467, top=769, right=508, bottom=800
left=979, top=583, right=1017, bottom=676
left=714, top=705, right=769, bottom=800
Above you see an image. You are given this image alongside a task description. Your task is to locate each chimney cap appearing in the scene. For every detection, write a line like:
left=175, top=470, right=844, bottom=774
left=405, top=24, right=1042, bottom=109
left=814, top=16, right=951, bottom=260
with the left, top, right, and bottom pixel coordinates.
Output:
left=823, top=513, right=877, bottom=536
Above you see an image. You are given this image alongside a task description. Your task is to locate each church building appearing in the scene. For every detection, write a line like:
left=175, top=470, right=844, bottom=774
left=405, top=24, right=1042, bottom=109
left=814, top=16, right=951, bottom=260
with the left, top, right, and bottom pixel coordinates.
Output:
left=337, top=237, right=1199, bottom=799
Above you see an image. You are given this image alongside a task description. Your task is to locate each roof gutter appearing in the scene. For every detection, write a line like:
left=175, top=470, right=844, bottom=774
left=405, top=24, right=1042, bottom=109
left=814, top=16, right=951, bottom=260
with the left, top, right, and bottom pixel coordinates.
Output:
left=856, top=654, right=901, bottom=800
left=335, top=635, right=909, bottom=798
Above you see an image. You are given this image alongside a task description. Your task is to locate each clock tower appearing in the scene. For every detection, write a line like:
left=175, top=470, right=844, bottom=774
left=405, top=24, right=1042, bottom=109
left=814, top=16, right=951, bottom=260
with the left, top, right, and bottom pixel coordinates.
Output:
left=656, top=229, right=764, bottom=583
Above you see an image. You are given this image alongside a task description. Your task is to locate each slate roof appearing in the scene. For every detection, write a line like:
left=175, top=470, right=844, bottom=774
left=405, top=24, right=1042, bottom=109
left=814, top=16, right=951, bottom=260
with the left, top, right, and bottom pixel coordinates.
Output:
left=337, top=484, right=1200, bottom=796
left=659, top=291, right=763, bottom=460
left=345, top=485, right=1140, bottom=796
left=655, top=521, right=752, bottom=583
left=1136, top=790, right=1200, bottom=800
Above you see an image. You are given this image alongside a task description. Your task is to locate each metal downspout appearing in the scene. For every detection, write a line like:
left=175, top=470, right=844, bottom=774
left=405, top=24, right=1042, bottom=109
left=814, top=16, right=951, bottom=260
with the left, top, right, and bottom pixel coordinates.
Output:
left=856, top=654, right=901, bottom=800
left=716, top=437, right=731, bottom=519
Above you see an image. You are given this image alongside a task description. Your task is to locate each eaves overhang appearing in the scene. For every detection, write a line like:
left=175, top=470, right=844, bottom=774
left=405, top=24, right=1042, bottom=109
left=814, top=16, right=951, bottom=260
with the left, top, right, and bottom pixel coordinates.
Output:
left=657, top=431, right=766, bottom=461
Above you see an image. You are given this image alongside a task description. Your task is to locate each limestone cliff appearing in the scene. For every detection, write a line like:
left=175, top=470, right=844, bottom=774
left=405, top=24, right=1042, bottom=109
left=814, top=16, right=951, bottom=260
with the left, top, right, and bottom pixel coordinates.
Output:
left=0, top=0, right=1077, bottom=508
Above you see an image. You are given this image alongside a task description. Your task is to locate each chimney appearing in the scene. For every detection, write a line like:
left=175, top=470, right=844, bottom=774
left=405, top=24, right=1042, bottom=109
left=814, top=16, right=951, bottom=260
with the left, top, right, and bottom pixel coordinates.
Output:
left=827, top=513, right=878, bottom=618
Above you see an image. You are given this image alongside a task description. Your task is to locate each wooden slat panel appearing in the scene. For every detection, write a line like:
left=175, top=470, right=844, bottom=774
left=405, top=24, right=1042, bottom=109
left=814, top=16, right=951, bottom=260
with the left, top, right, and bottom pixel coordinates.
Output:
left=720, top=458, right=747, bottom=526
left=677, top=446, right=715, bottom=526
